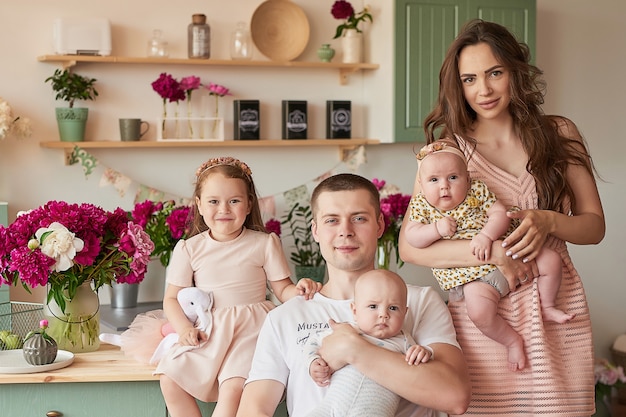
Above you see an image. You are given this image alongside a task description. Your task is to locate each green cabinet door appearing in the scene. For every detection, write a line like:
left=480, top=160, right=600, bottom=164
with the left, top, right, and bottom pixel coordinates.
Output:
left=394, top=0, right=536, bottom=143
left=1, top=381, right=167, bottom=417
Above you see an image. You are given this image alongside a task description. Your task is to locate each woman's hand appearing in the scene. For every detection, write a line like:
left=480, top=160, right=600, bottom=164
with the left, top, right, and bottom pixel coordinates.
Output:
left=502, top=209, right=554, bottom=262
left=491, top=240, right=538, bottom=290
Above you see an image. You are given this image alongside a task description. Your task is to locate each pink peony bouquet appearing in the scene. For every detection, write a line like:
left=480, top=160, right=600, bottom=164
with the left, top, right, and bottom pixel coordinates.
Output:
left=0, top=200, right=154, bottom=313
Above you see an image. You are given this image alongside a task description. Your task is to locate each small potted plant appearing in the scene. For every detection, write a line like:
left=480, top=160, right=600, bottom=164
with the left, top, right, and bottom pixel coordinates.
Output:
left=281, top=202, right=326, bottom=283
left=23, top=319, right=58, bottom=365
left=45, top=68, right=98, bottom=142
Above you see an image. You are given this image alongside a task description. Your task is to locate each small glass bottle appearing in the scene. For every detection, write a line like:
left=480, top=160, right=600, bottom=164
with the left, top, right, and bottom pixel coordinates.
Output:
left=188, top=14, right=211, bottom=59
left=147, top=29, right=169, bottom=57
left=230, top=22, right=252, bottom=60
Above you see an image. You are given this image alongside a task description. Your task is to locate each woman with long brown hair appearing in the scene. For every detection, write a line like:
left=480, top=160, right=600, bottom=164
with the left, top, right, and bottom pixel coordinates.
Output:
left=400, top=20, right=605, bottom=415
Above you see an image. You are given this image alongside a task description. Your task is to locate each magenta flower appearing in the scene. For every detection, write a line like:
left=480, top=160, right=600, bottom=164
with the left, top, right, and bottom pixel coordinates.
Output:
left=331, top=0, right=354, bottom=19
left=205, top=82, right=231, bottom=97
left=373, top=179, right=411, bottom=269
left=180, top=76, right=201, bottom=97
left=265, top=219, right=282, bottom=237
left=0, top=200, right=155, bottom=313
left=180, top=76, right=202, bottom=136
left=330, top=0, right=373, bottom=39
left=151, top=73, right=184, bottom=103
left=130, top=200, right=191, bottom=267
left=372, top=178, right=386, bottom=191
left=167, top=207, right=191, bottom=240
left=131, top=200, right=160, bottom=228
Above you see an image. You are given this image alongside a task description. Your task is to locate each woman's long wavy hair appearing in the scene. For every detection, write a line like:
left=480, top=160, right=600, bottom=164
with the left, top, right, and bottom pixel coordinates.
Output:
left=424, top=19, right=595, bottom=212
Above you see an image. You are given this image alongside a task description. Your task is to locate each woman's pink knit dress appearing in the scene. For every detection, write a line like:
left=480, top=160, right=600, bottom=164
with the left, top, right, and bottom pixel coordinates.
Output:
left=448, top=137, right=595, bottom=416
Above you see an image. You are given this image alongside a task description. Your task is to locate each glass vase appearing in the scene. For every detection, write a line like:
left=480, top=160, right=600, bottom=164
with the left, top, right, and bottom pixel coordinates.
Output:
left=44, top=281, right=100, bottom=353
left=376, top=241, right=393, bottom=270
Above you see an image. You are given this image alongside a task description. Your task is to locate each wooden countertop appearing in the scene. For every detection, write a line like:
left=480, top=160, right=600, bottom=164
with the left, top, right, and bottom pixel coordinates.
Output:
left=0, top=343, right=158, bottom=384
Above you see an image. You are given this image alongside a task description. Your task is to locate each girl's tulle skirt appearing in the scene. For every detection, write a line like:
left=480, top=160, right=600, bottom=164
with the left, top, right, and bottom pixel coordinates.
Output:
left=120, top=310, right=169, bottom=364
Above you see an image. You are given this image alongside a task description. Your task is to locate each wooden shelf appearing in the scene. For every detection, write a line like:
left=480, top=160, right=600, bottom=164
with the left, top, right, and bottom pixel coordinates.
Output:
left=40, top=139, right=380, bottom=165
left=37, top=55, right=379, bottom=85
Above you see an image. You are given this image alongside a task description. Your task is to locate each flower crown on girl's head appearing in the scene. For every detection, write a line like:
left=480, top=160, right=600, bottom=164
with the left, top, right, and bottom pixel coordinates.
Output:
left=196, top=156, right=252, bottom=178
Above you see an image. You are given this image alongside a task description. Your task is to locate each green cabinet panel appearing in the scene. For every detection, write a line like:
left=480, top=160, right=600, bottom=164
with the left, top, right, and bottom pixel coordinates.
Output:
left=394, top=0, right=536, bottom=143
left=1, top=381, right=167, bottom=417
left=1, top=380, right=289, bottom=417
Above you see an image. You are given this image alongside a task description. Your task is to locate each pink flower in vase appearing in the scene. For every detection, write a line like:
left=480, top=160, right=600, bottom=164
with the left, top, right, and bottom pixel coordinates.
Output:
left=151, top=73, right=185, bottom=138
left=204, top=82, right=232, bottom=137
left=180, top=76, right=201, bottom=137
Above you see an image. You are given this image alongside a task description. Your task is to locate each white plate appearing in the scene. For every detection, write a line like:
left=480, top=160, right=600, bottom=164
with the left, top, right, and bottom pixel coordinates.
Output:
left=0, top=349, right=74, bottom=374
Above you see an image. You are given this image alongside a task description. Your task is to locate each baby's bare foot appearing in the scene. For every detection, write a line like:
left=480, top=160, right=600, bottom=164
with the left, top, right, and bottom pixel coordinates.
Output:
left=507, top=339, right=526, bottom=371
left=543, top=306, right=575, bottom=324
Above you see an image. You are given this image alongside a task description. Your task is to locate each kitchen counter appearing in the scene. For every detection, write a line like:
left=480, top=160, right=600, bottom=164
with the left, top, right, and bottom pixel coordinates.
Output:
left=0, top=342, right=156, bottom=384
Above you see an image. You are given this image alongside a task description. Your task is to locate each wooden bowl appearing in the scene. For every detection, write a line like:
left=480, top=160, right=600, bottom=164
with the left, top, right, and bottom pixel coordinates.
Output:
left=251, top=0, right=310, bottom=61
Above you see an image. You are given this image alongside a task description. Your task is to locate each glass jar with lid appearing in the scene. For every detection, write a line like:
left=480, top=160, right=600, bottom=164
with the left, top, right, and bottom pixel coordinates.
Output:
left=188, top=14, right=211, bottom=59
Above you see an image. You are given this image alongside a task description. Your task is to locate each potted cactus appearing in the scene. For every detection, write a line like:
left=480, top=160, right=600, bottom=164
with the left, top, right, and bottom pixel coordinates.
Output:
left=45, top=68, right=98, bottom=142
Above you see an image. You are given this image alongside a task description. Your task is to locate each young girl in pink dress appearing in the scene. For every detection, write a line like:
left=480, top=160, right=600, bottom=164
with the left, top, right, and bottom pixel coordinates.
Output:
left=153, top=156, right=321, bottom=417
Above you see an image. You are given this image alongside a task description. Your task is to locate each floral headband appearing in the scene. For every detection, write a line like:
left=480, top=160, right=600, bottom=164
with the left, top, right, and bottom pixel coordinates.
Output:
left=195, top=156, right=252, bottom=178
left=416, top=142, right=467, bottom=177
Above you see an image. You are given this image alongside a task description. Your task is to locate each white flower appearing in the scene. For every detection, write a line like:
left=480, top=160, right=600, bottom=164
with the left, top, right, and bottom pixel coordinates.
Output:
left=0, top=97, right=31, bottom=140
left=35, top=222, right=85, bottom=272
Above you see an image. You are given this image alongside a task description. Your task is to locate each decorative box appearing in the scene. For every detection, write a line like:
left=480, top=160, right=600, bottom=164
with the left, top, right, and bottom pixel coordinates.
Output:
left=233, top=100, right=260, bottom=140
left=326, top=101, right=351, bottom=139
left=282, top=100, right=307, bottom=140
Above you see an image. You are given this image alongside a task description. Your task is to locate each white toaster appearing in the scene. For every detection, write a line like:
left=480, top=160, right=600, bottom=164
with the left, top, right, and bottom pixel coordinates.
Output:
left=53, top=17, right=112, bottom=56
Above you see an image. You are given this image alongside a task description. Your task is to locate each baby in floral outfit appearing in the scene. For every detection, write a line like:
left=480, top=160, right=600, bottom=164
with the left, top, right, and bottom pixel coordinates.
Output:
left=404, top=140, right=572, bottom=371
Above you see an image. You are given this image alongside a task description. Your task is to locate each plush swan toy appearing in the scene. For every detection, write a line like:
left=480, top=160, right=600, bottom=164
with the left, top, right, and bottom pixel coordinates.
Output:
left=99, top=287, right=213, bottom=365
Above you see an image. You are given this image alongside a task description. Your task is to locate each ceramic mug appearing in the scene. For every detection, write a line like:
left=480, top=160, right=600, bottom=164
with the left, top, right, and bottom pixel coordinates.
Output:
left=119, top=118, right=149, bottom=141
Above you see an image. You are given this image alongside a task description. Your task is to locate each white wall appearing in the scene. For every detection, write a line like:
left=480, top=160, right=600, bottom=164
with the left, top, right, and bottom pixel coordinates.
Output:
left=0, top=0, right=624, bottom=360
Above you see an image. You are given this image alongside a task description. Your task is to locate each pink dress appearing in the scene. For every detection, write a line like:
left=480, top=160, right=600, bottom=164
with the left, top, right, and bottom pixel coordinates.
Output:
left=449, top=137, right=595, bottom=416
left=154, top=228, right=290, bottom=402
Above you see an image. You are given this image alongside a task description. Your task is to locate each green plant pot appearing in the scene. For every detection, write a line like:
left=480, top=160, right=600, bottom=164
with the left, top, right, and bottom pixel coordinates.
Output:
left=55, top=107, right=89, bottom=142
left=295, top=265, right=326, bottom=284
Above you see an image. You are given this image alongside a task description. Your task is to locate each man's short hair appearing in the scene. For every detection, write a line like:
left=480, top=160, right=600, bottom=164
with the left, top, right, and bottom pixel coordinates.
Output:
left=310, top=173, right=380, bottom=218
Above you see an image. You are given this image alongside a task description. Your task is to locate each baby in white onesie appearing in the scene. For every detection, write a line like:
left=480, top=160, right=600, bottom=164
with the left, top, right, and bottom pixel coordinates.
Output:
left=304, top=269, right=433, bottom=417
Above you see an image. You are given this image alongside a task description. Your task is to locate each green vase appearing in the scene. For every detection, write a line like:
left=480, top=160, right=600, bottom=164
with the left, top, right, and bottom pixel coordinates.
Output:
left=43, top=281, right=100, bottom=353
left=317, top=44, right=335, bottom=63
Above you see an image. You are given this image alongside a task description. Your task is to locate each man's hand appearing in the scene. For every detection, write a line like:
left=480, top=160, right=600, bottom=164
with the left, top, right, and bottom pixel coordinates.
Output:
left=317, top=319, right=361, bottom=371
